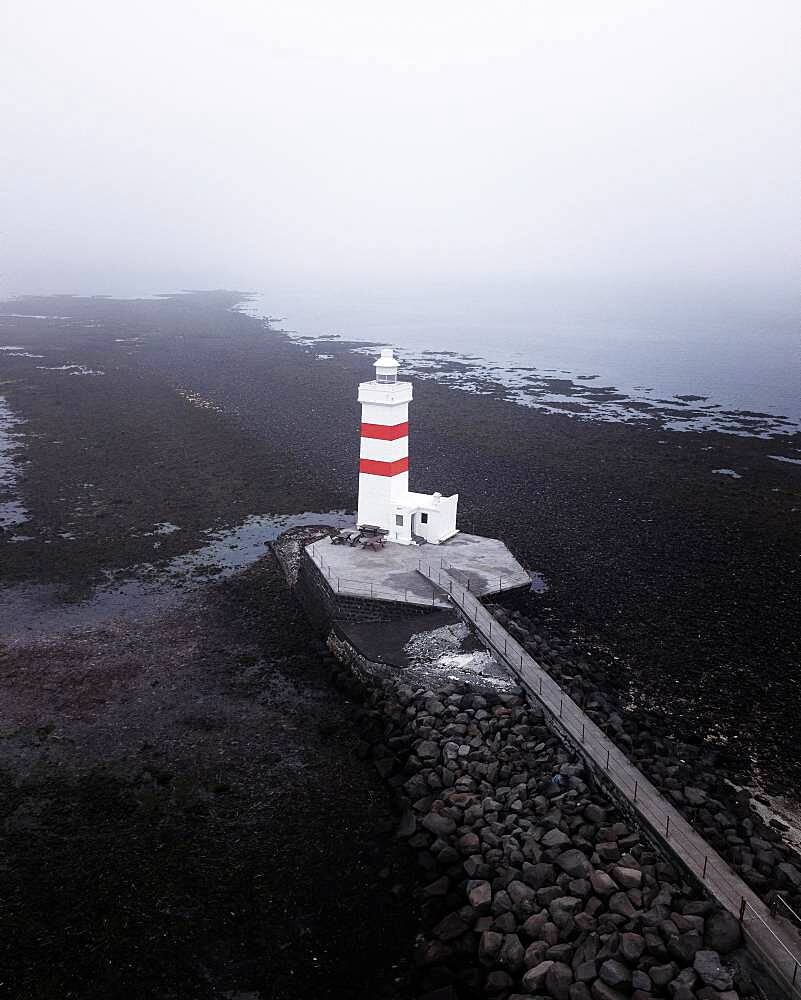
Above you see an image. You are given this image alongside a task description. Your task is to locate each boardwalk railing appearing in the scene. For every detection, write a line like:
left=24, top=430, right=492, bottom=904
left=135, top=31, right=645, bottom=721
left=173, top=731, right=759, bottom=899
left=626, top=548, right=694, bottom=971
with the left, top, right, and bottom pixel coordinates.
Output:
left=419, top=565, right=801, bottom=999
left=427, top=556, right=520, bottom=596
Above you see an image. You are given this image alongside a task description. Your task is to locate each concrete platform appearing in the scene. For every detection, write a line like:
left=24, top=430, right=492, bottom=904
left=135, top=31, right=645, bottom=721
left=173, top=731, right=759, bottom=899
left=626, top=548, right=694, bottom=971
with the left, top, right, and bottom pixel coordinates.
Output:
left=306, top=531, right=530, bottom=609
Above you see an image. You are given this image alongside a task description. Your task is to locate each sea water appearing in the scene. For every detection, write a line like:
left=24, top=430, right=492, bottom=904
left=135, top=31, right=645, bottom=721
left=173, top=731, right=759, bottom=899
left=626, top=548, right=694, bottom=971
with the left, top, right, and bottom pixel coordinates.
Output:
left=243, top=280, right=800, bottom=435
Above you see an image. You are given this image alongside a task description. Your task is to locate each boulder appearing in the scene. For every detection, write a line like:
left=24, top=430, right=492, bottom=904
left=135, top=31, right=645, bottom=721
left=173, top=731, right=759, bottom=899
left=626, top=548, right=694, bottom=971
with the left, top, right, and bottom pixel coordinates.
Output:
left=684, top=787, right=708, bottom=806
left=508, top=880, right=536, bottom=906
left=542, top=828, right=572, bottom=849
left=546, top=961, right=574, bottom=1000
left=524, top=862, right=557, bottom=889
left=590, top=980, right=628, bottom=1000
left=457, top=831, right=480, bottom=855
left=417, top=740, right=440, bottom=760
left=619, top=932, right=646, bottom=963
left=609, top=892, right=637, bottom=919
left=478, top=929, right=503, bottom=964
left=610, top=865, right=642, bottom=889
left=590, top=870, right=617, bottom=897
left=557, top=848, right=592, bottom=879
left=499, top=933, right=525, bottom=972
left=667, top=929, right=703, bottom=965
left=632, top=970, right=652, bottom=993
left=521, top=912, right=548, bottom=939
left=650, top=963, right=679, bottom=988
left=524, top=940, right=549, bottom=969
left=703, top=910, right=742, bottom=954
left=599, top=960, right=631, bottom=989
left=467, top=880, right=492, bottom=911
left=550, top=896, right=583, bottom=928
left=422, top=811, right=457, bottom=837
left=670, top=967, right=698, bottom=994
left=694, top=950, right=733, bottom=991
left=522, top=959, right=553, bottom=993
left=584, top=803, right=607, bottom=825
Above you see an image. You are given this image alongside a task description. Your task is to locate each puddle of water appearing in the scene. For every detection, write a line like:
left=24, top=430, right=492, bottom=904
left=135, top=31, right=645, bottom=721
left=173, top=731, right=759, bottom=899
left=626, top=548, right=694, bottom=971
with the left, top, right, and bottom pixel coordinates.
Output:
left=0, top=510, right=351, bottom=639
left=712, top=468, right=742, bottom=478
left=0, top=397, right=29, bottom=529
left=768, top=455, right=801, bottom=466
left=529, top=571, right=549, bottom=594
left=142, top=522, right=181, bottom=536
left=35, top=365, right=105, bottom=376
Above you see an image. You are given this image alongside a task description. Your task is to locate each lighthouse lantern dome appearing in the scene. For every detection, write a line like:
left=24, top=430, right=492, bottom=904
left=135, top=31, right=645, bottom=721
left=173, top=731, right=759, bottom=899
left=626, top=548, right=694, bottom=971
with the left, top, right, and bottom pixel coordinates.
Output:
left=374, top=348, right=399, bottom=384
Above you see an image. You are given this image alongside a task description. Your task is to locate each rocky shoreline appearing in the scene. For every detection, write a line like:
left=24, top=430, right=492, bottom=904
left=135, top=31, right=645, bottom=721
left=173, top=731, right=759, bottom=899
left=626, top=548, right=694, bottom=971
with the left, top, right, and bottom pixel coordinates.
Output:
left=278, top=527, right=801, bottom=1000
left=323, top=643, right=760, bottom=1000
left=484, top=601, right=801, bottom=917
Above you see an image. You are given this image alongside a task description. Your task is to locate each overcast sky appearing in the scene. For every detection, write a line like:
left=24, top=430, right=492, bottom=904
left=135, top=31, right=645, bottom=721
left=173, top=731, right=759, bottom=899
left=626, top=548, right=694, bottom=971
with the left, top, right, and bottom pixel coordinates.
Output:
left=1, top=1, right=798, bottom=298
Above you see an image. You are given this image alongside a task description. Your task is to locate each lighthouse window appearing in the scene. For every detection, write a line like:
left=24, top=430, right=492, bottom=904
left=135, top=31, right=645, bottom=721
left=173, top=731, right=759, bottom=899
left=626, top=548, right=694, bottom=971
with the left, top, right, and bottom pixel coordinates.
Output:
left=395, top=514, right=404, bottom=526
left=420, top=513, right=428, bottom=524
left=377, top=373, right=396, bottom=383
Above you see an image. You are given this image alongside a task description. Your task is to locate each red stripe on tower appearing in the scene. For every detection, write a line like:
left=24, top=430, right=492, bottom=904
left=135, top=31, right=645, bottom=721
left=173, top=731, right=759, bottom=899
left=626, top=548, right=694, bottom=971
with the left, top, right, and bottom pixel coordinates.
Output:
left=359, top=456, right=409, bottom=477
left=360, top=421, right=409, bottom=441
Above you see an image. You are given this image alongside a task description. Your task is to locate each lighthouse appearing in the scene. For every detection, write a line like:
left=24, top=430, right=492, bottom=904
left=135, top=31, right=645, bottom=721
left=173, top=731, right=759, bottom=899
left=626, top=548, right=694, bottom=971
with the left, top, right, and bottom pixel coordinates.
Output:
left=357, top=349, right=458, bottom=545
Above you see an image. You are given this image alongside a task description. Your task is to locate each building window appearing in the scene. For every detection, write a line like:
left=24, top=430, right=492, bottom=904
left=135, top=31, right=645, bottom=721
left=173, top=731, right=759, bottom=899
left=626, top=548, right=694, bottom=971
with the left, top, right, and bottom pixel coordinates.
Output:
left=395, top=514, right=403, bottom=526
left=421, top=513, right=428, bottom=524
left=377, top=373, right=396, bottom=384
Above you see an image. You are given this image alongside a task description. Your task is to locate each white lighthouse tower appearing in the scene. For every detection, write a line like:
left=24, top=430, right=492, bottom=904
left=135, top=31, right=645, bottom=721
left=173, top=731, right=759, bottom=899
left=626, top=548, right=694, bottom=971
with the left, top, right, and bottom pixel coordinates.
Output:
left=357, top=349, right=458, bottom=545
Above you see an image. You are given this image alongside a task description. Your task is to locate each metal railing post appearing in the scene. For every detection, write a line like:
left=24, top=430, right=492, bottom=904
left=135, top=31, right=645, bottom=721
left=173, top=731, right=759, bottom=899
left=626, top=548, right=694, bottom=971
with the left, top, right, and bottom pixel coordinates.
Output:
left=581, top=722, right=585, bottom=742
left=702, top=856, right=708, bottom=878
left=739, top=897, right=746, bottom=923
left=634, top=780, right=638, bottom=802
left=539, top=677, right=543, bottom=695
left=666, top=815, right=670, bottom=839
left=606, top=748, right=610, bottom=770
left=559, top=697, right=563, bottom=718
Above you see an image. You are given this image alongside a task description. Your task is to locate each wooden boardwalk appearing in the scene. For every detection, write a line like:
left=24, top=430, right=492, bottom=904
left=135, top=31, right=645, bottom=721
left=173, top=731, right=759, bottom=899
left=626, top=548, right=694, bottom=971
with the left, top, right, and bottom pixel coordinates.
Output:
left=419, top=563, right=801, bottom=999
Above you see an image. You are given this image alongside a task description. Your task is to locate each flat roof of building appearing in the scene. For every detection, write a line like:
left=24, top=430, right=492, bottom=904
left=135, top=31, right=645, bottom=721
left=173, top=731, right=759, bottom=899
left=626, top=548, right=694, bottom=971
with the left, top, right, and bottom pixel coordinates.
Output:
left=306, top=531, right=530, bottom=608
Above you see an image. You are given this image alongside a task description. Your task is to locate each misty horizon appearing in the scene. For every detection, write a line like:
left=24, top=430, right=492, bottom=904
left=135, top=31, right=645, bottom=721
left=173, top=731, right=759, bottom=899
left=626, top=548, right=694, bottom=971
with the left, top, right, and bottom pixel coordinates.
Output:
left=2, top=1, right=799, bottom=300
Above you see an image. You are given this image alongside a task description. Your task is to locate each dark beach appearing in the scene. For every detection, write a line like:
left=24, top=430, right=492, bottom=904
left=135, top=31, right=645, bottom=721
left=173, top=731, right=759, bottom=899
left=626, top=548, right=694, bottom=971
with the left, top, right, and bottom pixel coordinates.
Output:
left=0, top=291, right=800, bottom=997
